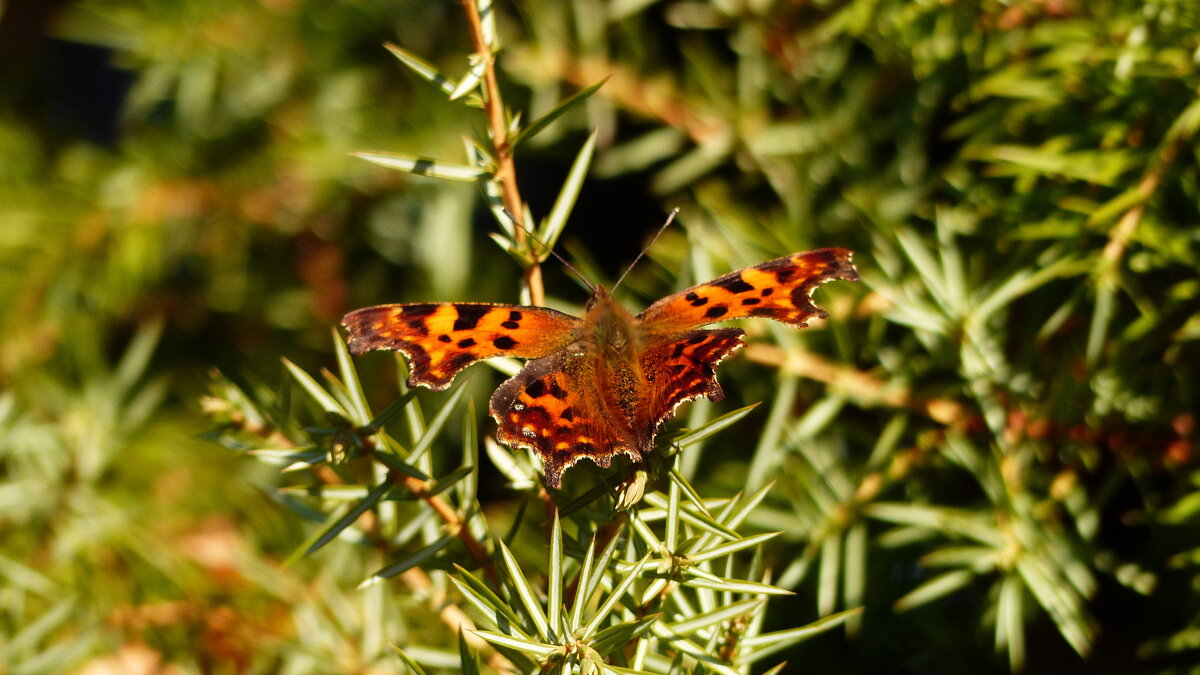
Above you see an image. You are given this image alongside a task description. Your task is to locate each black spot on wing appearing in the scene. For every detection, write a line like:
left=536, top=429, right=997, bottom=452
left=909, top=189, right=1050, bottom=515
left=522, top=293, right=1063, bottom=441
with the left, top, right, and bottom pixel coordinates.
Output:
left=714, top=274, right=755, bottom=294
left=441, top=352, right=474, bottom=375
left=685, top=291, right=709, bottom=307
left=508, top=311, right=522, bottom=321
left=453, top=304, right=490, bottom=331
left=457, top=338, right=476, bottom=348
left=547, top=380, right=568, bottom=399
left=704, top=306, right=728, bottom=319
left=438, top=334, right=452, bottom=343
left=524, top=379, right=547, bottom=398
left=493, top=336, right=517, bottom=350
left=401, top=305, right=439, bottom=319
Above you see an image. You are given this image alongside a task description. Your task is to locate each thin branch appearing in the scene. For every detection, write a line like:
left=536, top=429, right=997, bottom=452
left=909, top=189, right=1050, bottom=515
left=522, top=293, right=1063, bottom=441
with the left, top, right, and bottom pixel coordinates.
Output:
left=400, top=471, right=499, bottom=586
left=462, top=0, right=545, bottom=305
left=1100, top=139, right=1179, bottom=269
left=741, top=343, right=967, bottom=425
left=208, top=403, right=504, bottom=614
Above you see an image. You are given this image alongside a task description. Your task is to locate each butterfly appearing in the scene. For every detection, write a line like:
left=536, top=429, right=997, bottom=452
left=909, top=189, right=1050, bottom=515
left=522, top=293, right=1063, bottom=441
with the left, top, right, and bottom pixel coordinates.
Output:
left=342, top=248, right=859, bottom=489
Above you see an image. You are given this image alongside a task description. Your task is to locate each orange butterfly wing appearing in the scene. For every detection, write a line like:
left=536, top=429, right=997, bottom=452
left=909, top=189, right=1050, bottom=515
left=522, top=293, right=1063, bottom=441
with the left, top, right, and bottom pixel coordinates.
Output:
left=342, top=303, right=580, bottom=390
left=639, top=328, right=746, bottom=438
left=632, top=248, right=858, bottom=448
left=489, top=350, right=641, bottom=489
left=638, top=248, right=859, bottom=333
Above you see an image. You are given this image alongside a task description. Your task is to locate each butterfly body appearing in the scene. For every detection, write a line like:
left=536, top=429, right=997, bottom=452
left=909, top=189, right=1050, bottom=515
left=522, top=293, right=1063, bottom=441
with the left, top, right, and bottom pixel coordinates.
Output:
left=344, top=247, right=859, bottom=488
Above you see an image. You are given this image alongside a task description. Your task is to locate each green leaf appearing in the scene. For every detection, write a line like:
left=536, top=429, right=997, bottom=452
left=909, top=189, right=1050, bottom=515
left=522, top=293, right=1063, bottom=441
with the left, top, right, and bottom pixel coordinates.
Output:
left=537, top=130, right=597, bottom=259
left=511, top=80, right=607, bottom=149
left=458, top=630, right=482, bottom=675
left=469, top=630, right=560, bottom=660
left=114, top=319, right=162, bottom=394
left=248, top=447, right=323, bottom=468
left=408, top=379, right=473, bottom=464
left=366, top=390, right=419, bottom=432
left=642, top=493, right=740, bottom=542
left=475, top=0, right=497, bottom=48
left=591, top=614, right=660, bottom=654
left=332, top=327, right=371, bottom=425
left=671, top=403, right=760, bottom=448
left=665, top=467, right=681, bottom=551
left=486, top=436, right=536, bottom=487
left=459, top=400, right=480, bottom=505
left=496, top=538, right=551, bottom=641
left=384, top=42, right=458, bottom=97
left=598, top=664, right=660, bottom=675
left=1015, top=557, right=1094, bottom=656
left=392, top=644, right=430, bottom=675
left=450, top=566, right=532, bottom=639
left=677, top=571, right=793, bottom=596
left=817, top=534, right=841, bottom=616
left=717, top=483, right=774, bottom=533
left=581, top=554, right=651, bottom=637
left=547, top=511, right=564, bottom=640
left=893, top=569, right=975, bottom=612
left=0, top=552, right=56, bottom=596
left=865, top=503, right=1006, bottom=547
left=666, top=598, right=763, bottom=637
left=687, top=532, right=780, bottom=565
left=360, top=533, right=457, bottom=588
left=371, top=443, right=431, bottom=481
left=300, top=480, right=393, bottom=557
left=279, top=484, right=396, bottom=500
left=3, top=596, right=77, bottom=657
left=739, top=608, right=862, bottom=663
left=997, top=573, right=1026, bottom=671
left=427, top=466, right=476, bottom=497
left=283, top=358, right=347, bottom=417
left=647, top=622, right=741, bottom=675
left=570, top=535, right=598, bottom=631
left=353, top=152, right=490, bottom=182
left=449, top=55, right=486, bottom=100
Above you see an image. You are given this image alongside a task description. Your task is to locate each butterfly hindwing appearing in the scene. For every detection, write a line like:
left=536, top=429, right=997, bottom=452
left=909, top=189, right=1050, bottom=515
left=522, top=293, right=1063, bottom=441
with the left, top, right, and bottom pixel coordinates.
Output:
left=638, top=248, right=859, bottom=333
left=489, top=351, right=640, bottom=489
left=640, top=328, right=746, bottom=435
left=343, top=303, right=580, bottom=390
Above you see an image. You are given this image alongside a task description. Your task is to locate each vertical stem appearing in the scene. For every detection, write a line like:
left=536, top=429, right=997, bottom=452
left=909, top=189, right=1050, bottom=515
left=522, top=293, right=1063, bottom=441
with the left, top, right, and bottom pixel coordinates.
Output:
left=462, top=0, right=545, bottom=306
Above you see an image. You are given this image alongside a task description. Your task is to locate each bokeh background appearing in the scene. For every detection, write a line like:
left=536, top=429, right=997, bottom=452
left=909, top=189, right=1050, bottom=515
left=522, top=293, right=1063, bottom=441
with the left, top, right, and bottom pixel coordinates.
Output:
left=2, top=0, right=1198, bottom=673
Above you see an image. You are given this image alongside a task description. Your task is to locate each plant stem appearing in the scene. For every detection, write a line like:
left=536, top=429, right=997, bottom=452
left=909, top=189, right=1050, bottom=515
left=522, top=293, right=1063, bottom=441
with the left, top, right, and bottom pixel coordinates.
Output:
left=462, top=0, right=545, bottom=306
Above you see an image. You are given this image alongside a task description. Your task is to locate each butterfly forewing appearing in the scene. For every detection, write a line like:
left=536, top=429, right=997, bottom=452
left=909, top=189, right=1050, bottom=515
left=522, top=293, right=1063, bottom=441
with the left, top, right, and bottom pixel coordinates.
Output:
left=342, top=302, right=580, bottom=390
left=637, top=248, right=859, bottom=333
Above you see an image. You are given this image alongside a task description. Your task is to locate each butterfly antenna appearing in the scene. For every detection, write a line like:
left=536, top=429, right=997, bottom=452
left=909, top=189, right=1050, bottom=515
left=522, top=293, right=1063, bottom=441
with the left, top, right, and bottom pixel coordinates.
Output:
left=501, top=209, right=594, bottom=293
left=612, top=208, right=679, bottom=292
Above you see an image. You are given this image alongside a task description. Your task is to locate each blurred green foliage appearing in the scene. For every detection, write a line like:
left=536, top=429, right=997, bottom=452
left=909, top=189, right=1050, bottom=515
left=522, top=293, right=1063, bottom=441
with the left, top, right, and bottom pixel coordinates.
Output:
left=1, top=0, right=1198, bottom=672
